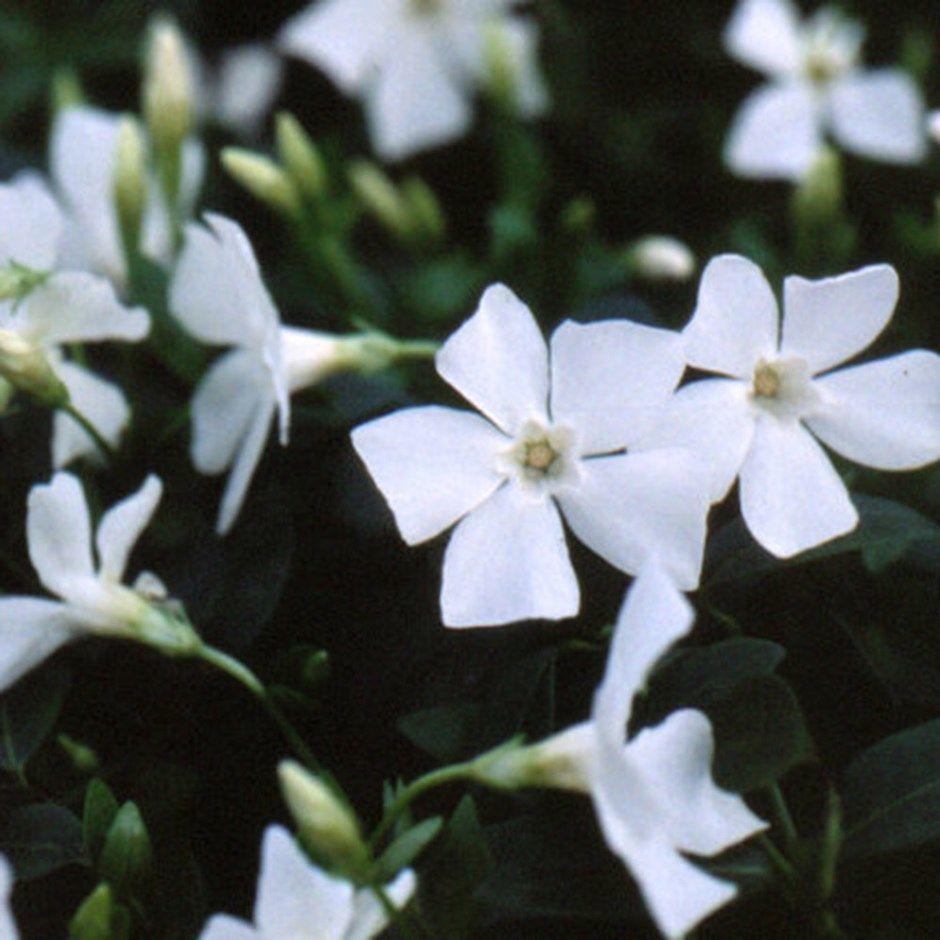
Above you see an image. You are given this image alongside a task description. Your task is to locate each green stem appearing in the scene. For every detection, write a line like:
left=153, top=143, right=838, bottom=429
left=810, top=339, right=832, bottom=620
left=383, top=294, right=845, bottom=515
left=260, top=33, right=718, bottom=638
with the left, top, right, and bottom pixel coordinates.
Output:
left=60, top=404, right=117, bottom=462
left=368, top=763, right=473, bottom=852
left=392, top=338, right=439, bottom=361
left=768, top=783, right=800, bottom=853
left=197, top=644, right=322, bottom=773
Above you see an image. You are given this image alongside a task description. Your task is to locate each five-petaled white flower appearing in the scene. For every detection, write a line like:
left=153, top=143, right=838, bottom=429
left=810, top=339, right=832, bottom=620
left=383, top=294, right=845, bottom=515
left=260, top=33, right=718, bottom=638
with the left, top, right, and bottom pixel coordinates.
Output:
left=0, top=472, right=178, bottom=693
left=278, top=0, right=547, bottom=161
left=199, top=825, right=416, bottom=940
left=724, top=0, right=926, bottom=179
left=170, top=214, right=360, bottom=535
left=0, top=857, right=17, bottom=940
left=483, top=564, right=767, bottom=938
left=50, top=105, right=205, bottom=288
left=637, top=255, right=940, bottom=558
left=352, top=284, right=711, bottom=628
left=0, top=175, right=151, bottom=466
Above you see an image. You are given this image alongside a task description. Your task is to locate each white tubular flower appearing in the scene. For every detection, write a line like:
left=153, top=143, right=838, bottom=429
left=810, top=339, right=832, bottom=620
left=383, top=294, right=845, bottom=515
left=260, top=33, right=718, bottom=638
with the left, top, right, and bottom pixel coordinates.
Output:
left=49, top=106, right=205, bottom=288
left=210, top=45, right=285, bottom=139
left=199, top=825, right=416, bottom=940
left=724, top=0, right=926, bottom=179
left=170, top=214, right=353, bottom=535
left=0, top=857, right=18, bottom=939
left=278, top=0, right=547, bottom=161
left=352, top=284, right=711, bottom=628
left=636, top=256, right=940, bottom=558
left=0, top=473, right=188, bottom=694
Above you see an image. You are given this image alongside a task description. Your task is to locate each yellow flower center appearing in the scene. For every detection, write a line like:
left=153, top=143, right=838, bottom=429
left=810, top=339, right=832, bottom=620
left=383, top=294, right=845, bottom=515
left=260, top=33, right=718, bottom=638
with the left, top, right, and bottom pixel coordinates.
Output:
left=753, top=364, right=781, bottom=399
left=409, top=0, right=444, bottom=14
left=524, top=440, right=558, bottom=473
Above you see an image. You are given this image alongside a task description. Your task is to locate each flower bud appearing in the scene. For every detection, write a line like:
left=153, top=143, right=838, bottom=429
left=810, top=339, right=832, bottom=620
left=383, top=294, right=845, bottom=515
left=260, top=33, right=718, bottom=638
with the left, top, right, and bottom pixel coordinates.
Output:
left=401, top=177, right=446, bottom=245
left=0, top=377, right=12, bottom=414
left=142, top=17, right=195, bottom=161
left=222, top=148, right=301, bottom=218
left=793, top=145, right=843, bottom=225
left=278, top=761, right=367, bottom=871
left=627, top=236, right=696, bottom=282
left=50, top=69, right=84, bottom=115
left=0, top=330, right=69, bottom=408
left=348, top=160, right=413, bottom=243
left=113, top=117, right=148, bottom=259
left=276, top=113, right=328, bottom=201
left=928, top=111, right=940, bottom=146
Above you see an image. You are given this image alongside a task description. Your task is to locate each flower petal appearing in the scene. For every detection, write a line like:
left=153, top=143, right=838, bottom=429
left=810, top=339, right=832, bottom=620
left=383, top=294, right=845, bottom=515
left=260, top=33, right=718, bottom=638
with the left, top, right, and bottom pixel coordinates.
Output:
left=351, top=406, right=506, bottom=546
left=198, top=914, right=258, bottom=940
left=0, top=174, right=64, bottom=269
left=27, top=472, right=94, bottom=599
left=348, top=870, right=417, bottom=940
left=550, top=319, right=685, bottom=453
left=724, top=0, right=803, bottom=78
left=683, top=255, right=779, bottom=379
left=0, top=598, right=74, bottom=694
left=441, top=486, right=578, bottom=628
left=255, top=826, right=354, bottom=940
left=633, top=378, right=755, bottom=503
left=17, top=272, right=150, bottom=346
left=829, top=68, right=927, bottom=165
left=558, top=450, right=710, bottom=591
left=214, top=45, right=285, bottom=137
left=436, top=284, right=549, bottom=436
left=216, top=398, right=276, bottom=537
left=725, top=82, right=821, bottom=181
left=627, top=709, right=767, bottom=856
left=365, top=26, right=471, bottom=160
left=0, top=855, right=17, bottom=939
left=739, top=416, right=858, bottom=557
left=781, top=264, right=899, bottom=374
left=807, top=351, right=940, bottom=470
left=191, top=351, right=272, bottom=475
left=95, top=476, right=163, bottom=583
left=52, top=362, right=130, bottom=468
left=278, top=0, right=397, bottom=94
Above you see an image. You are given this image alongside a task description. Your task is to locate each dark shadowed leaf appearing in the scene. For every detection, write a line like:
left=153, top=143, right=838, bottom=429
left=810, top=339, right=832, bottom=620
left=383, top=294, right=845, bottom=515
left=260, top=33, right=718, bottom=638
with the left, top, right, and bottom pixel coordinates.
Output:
left=0, top=662, right=71, bottom=774
left=0, top=803, right=86, bottom=879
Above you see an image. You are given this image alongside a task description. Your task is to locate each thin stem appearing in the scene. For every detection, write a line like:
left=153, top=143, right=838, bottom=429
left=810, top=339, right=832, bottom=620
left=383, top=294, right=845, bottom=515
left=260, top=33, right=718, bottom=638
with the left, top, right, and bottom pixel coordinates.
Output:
left=368, top=763, right=473, bottom=853
left=391, top=339, right=439, bottom=361
left=757, top=833, right=799, bottom=889
left=59, top=404, right=117, bottom=462
left=768, top=782, right=800, bottom=853
left=197, top=644, right=322, bottom=773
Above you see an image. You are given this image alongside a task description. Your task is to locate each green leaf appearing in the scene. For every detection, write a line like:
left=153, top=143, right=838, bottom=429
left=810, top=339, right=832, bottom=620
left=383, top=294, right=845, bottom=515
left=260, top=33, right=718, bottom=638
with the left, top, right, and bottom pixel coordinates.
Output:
left=842, top=719, right=940, bottom=859
left=708, top=675, right=814, bottom=792
left=69, top=883, right=115, bottom=940
left=83, top=779, right=120, bottom=864
left=0, top=803, right=85, bottom=879
left=398, top=703, right=482, bottom=764
left=0, top=662, right=70, bottom=774
left=373, top=817, right=443, bottom=883
left=98, top=802, right=153, bottom=897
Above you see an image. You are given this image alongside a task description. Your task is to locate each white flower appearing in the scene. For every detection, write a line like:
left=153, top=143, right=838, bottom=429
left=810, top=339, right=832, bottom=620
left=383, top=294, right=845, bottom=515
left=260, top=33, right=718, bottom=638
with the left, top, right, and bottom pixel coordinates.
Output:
left=629, top=236, right=696, bottom=282
left=203, top=45, right=285, bottom=139
left=199, top=825, right=416, bottom=940
left=50, top=105, right=205, bottom=288
left=929, top=110, right=940, bottom=146
left=170, top=214, right=359, bottom=535
left=0, top=176, right=151, bottom=466
left=0, top=472, right=176, bottom=693
left=0, top=857, right=18, bottom=940
left=351, top=284, right=711, bottom=628
left=636, top=255, right=940, bottom=558
left=724, top=0, right=926, bottom=179
left=278, top=0, right=547, bottom=161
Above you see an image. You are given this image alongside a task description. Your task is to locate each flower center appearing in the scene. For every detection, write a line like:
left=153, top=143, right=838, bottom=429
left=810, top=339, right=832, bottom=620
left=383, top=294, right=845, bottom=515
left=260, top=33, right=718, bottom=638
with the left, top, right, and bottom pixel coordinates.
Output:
left=408, top=0, right=444, bottom=15
left=749, top=357, right=821, bottom=420
left=499, top=420, right=580, bottom=494
left=752, top=363, right=781, bottom=399
left=524, top=440, right=558, bottom=474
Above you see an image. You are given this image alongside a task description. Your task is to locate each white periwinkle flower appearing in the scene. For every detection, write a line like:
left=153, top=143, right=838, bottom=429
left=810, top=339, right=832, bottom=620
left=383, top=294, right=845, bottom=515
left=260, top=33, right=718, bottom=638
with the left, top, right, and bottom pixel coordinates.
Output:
left=278, top=0, right=547, bottom=161
left=637, top=255, right=940, bottom=558
left=199, top=825, right=416, bottom=940
left=629, top=236, right=696, bottom=282
left=50, top=105, right=205, bottom=287
left=0, top=857, right=17, bottom=940
left=0, top=176, right=150, bottom=466
left=724, top=0, right=926, bottom=179
left=475, top=565, right=766, bottom=938
left=0, top=472, right=192, bottom=694
left=204, top=45, right=285, bottom=139
left=352, top=284, right=711, bottom=628
left=170, top=214, right=366, bottom=535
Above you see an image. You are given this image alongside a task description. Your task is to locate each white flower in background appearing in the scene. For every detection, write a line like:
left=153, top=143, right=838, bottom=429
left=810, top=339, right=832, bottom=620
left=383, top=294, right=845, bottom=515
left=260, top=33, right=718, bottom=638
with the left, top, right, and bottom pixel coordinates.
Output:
left=0, top=176, right=150, bottom=466
left=724, top=0, right=926, bottom=179
left=278, top=0, right=547, bottom=161
left=199, top=45, right=285, bottom=139
left=49, top=105, right=205, bottom=288
left=170, top=214, right=366, bottom=535
left=475, top=565, right=766, bottom=938
left=0, top=857, right=17, bottom=939
left=0, top=473, right=184, bottom=694
left=199, top=825, right=416, bottom=940
left=928, top=110, right=940, bottom=146
left=352, top=284, right=711, bottom=628
left=628, top=236, right=696, bottom=282
left=637, top=255, right=940, bottom=558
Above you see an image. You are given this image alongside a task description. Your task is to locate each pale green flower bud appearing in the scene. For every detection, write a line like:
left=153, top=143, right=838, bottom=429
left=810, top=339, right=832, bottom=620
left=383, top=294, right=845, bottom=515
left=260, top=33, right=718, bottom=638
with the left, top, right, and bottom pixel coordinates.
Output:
left=142, top=17, right=195, bottom=162
left=469, top=728, right=594, bottom=793
left=50, top=68, right=84, bottom=115
left=0, top=330, right=69, bottom=408
left=401, top=177, right=446, bottom=245
left=278, top=761, right=367, bottom=871
left=276, top=113, right=328, bottom=201
left=627, top=236, right=696, bottom=282
left=793, top=146, right=843, bottom=226
left=222, top=148, right=301, bottom=218
left=0, top=377, right=12, bottom=414
left=348, top=160, right=413, bottom=243
left=113, top=117, right=148, bottom=258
